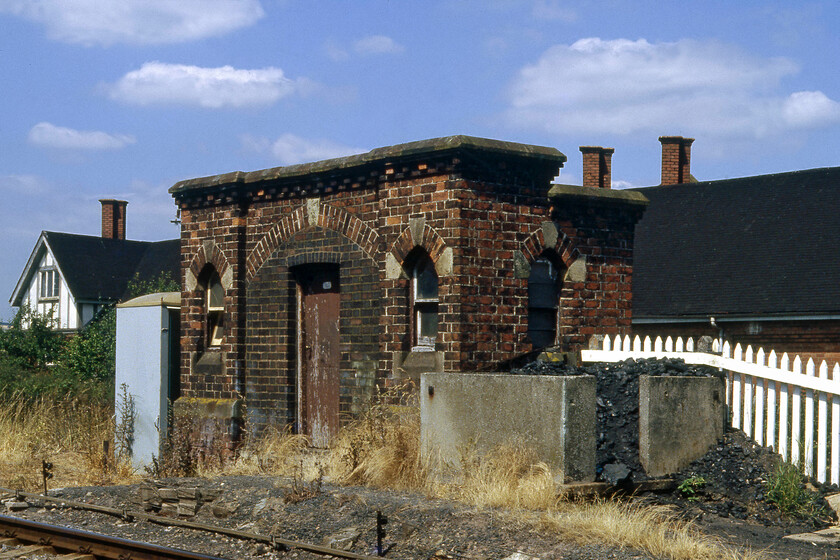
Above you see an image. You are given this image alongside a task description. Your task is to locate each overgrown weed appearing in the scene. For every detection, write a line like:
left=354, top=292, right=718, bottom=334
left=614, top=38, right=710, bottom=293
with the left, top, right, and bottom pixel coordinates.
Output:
left=0, top=391, right=136, bottom=489
left=765, top=460, right=826, bottom=522
left=216, top=424, right=310, bottom=478
left=148, top=404, right=231, bottom=478
left=538, top=499, right=764, bottom=560
left=327, top=383, right=428, bottom=490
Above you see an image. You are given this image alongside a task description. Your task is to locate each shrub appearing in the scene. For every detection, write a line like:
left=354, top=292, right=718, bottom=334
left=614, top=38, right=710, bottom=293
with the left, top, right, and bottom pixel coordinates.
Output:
left=60, top=307, right=115, bottom=384
left=765, top=461, right=826, bottom=521
left=0, top=303, right=65, bottom=369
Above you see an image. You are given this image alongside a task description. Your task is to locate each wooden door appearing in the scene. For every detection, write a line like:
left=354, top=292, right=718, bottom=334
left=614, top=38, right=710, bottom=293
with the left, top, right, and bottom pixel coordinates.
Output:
left=296, top=264, right=340, bottom=447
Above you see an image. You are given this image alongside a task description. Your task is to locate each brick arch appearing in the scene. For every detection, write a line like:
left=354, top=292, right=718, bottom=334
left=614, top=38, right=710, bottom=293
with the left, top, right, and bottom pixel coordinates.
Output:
left=246, top=203, right=378, bottom=280
left=520, top=225, right=579, bottom=269
left=188, top=240, right=233, bottom=289
left=389, top=223, right=447, bottom=268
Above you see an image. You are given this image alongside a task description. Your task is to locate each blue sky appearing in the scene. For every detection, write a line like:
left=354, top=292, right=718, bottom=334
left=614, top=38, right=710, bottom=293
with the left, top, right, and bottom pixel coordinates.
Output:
left=2, top=1, right=839, bottom=319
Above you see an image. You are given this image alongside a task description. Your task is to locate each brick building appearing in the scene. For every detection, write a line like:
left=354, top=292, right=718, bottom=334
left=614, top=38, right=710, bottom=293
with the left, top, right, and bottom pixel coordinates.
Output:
left=169, top=136, right=647, bottom=445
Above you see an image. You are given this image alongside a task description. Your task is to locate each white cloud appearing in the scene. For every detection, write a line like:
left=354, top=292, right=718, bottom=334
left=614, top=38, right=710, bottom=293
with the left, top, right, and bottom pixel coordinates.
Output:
left=324, top=40, right=350, bottom=62
left=507, top=37, right=840, bottom=139
left=782, top=91, right=840, bottom=128
left=271, top=134, right=366, bottom=165
left=242, top=134, right=365, bottom=165
left=0, top=0, right=264, bottom=46
left=531, top=0, right=577, bottom=22
left=352, top=35, right=404, bottom=56
left=107, top=62, right=299, bottom=108
left=0, top=174, right=49, bottom=194
left=611, top=179, right=641, bottom=190
left=28, top=122, right=136, bottom=150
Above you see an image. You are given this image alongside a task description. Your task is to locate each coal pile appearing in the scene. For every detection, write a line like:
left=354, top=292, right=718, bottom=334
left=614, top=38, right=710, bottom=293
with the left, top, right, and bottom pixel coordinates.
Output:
left=511, top=356, right=839, bottom=529
left=511, top=357, right=718, bottom=483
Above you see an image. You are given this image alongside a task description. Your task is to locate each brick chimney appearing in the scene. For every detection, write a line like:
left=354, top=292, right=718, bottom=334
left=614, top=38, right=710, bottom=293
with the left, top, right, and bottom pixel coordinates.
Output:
left=579, top=146, right=614, bottom=189
left=100, top=199, right=128, bottom=240
left=659, top=136, right=694, bottom=185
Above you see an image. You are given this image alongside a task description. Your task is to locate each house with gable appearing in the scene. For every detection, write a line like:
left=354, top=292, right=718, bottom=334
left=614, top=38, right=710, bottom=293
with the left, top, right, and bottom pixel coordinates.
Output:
left=10, top=199, right=180, bottom=331
left=626, top=137, right=840, bottom=368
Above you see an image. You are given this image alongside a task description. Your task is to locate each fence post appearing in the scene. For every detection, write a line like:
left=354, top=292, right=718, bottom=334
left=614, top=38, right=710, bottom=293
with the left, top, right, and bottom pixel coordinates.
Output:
left=817, top=361, right=829, bottom=483
left=791, top=356, right=802, bottom=468
left=766, top=350, right=777, bottom=451
left=831, top=363, right=840, bottom=485
left=779, top=353, right=790, bottom=462
left=732, top=344, right=743, bottom=431
left=804, top=358, right=815, bottom=477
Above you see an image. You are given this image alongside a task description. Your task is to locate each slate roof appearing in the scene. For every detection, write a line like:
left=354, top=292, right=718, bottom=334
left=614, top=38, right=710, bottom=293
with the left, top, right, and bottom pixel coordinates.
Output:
left=11, top=232, right=180, bottom=306
left=631, top=166, right=840, bottom=319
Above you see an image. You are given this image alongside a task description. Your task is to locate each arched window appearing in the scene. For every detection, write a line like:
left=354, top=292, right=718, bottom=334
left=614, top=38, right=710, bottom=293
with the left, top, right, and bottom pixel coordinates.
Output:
left=205, top=269, right=225, bottom=347
left=411, top=253, right=438, bottom=349
left=528, top=256, right=561, bottom=348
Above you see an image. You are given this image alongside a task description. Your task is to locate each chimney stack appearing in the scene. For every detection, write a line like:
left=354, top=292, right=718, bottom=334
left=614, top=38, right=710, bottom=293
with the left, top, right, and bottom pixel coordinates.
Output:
left=100, top=199, right=128, bottom=240
left=659, top=136, right=694, bottom=185
left=579, top=146, right=614, bottom=189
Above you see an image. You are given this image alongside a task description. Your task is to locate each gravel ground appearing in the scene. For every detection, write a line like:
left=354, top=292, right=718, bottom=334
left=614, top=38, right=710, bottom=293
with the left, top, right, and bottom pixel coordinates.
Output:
left=2, top=470, right=837, bottom=560
left=3, top=357, right=838, bottom=559
left=4, top=477, right=656, bottom=560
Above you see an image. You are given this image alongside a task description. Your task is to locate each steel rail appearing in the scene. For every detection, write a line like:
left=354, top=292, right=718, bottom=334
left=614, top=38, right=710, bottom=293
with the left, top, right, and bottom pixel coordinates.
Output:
left=0, top=487, right=384, bottom=560
left=0, top=513, right=228, bottom=560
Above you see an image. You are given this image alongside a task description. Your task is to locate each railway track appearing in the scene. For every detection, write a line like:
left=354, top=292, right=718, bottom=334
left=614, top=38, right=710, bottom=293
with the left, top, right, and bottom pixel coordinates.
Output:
left=0, top=488, right=385, bottom=560
left=0, top=513, right=228, bottom=559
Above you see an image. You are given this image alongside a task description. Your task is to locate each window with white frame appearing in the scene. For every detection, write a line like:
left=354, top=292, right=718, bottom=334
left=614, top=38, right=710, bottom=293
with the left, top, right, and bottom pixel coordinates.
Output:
left=206, top=270, right=225, bottom=347
left=412, top=254, right=438, bottom=349
left=39, top=269, right=60, bottom=300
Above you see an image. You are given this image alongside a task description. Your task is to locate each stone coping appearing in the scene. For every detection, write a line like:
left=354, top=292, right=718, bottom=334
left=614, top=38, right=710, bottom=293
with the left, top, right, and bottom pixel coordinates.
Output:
left=549, top=183, right=649, bottom=206
left=170, top=135, right=566, bottom=195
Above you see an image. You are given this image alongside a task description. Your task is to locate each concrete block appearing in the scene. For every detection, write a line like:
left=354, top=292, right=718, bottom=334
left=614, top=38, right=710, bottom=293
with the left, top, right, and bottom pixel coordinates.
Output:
left=394, top=350, right=443, bottom=385
left=639, top=375, right=725, bottom=477
left=421, top=373, right=595, bottom=483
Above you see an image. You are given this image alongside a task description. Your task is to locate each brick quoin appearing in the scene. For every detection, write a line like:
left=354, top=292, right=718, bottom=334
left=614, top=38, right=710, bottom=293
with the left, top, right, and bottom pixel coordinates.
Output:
left=169, top=136, right=648, bottom=445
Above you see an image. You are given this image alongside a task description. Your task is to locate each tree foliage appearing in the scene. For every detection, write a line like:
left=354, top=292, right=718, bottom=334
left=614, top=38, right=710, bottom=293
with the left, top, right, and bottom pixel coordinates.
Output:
left=0, top=302, right=65, bottom=368
left=0, top=270, right=180, bottom=397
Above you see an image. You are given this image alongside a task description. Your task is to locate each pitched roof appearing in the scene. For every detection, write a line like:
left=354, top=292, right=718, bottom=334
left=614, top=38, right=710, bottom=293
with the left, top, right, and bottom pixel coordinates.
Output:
left=11, top=232, right=180, bottom=306
left=631, top=166, right=840, bottom=319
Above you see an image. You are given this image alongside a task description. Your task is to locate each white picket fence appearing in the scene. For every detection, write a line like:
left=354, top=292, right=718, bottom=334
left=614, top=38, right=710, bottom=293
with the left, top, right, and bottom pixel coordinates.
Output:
left=581, top=334, right=840, bottom=486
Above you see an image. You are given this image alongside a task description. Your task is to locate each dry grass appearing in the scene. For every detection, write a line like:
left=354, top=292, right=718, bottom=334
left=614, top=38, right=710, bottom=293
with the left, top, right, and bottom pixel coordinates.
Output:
left=537, top=500, right=764, bottom=560
left=211, top=425, right=312, bottom=478
left=0, top=387, right=767, bottom=560
left=319, top=388, right=767, bottom=560
left=327, top=391, right=428, bottom=490
left=0, top=392, right=138, bottom=490
left=455, top=444, right=557, bottom=510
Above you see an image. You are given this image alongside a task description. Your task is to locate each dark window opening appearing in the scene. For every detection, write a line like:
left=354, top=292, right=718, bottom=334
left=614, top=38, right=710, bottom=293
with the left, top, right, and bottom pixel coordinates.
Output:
left=528, top=257, right=561, bottom=348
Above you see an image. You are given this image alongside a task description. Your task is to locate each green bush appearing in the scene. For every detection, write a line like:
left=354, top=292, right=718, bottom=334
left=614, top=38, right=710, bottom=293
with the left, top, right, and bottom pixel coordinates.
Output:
left=765, top=461, right=826, bottom=521
left=0, top=270, right=179, bottom=400
left=61, top=307, right=116, bottom=383
left=0, top=303, right=65, bottom=368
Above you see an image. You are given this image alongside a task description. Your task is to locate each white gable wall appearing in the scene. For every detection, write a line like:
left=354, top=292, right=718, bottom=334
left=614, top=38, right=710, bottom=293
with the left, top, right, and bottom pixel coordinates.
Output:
left=19, top=252, right=82, bottom=330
